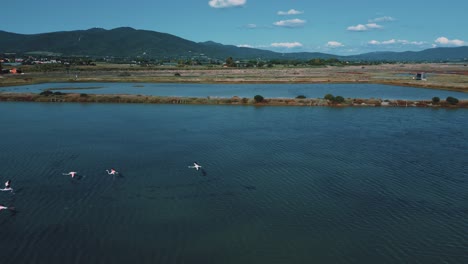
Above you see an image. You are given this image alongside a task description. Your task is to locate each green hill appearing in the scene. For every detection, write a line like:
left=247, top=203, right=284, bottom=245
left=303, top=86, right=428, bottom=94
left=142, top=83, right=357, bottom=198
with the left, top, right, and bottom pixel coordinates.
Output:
left=349, top=47, right=468, bottom=62
left=1, top=27, right=467, bottom=62
left=0, top=27, right=343, bottom=60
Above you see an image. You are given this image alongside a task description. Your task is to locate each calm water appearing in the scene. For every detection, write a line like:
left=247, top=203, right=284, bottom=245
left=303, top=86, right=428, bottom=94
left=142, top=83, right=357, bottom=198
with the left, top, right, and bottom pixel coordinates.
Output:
left=0, top=102, right=467, bottom=264
left=2, top=82, right=468, bottom=100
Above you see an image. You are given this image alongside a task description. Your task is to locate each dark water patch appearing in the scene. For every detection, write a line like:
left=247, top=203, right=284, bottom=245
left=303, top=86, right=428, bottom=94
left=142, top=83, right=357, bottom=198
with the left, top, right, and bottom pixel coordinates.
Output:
left=242, top=185, right=257, bottom=190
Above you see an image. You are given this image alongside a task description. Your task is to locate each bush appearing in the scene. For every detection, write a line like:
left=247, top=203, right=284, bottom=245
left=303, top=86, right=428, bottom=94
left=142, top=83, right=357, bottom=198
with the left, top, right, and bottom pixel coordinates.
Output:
left=334, top=96, right=345, bottom=103
left=324, top=93, right=335, bottom=101
left=174, top=72, right=181, bottom=77
left=39, top=90, right=53, bottom=96
left=324, top=93, right=345, bottom=103
left=296, top=95, right=306, bottom=99
left=432, top=97, right=440, bottom=104
left=80, top=93, right=88, bottom=97
left=446, top=96, right=459, bottom=105
left=254, top=95, right=264, bottom=103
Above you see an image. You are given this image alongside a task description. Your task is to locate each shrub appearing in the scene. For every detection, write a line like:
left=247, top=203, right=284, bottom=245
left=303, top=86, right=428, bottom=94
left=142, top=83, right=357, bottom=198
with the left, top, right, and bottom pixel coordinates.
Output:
left=39, top=90, right=53, bottom=96
left=324, top=93, right=335, bottom=101
left=80, top=93, right=88, bottom=97
left=296, top=95, right=306, bottom=99
left=254, top=95, right=264, bottom=103
left=446, top=96, right=459, bottom=105
left=334, top=96, right=345, bottom=103
left=174, top=72, right=181, bottom=77
left=432, top=97, right=440, bottom=104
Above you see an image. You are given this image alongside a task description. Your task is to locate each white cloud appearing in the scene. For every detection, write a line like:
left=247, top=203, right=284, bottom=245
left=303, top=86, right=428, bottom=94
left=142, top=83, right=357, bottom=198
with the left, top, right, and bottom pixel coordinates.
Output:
left=368, top=39, right=395, bottom=45
left=326, top=41, right=344, bottom=48
left=435, top=37, right=465, bottom=46
left=278, top=9, right=304, bottom=15
left=271, top=42, right=303, bottom=48
left=273, top=19, right=306, bottom=28
left=245, top=24, right=257, bottom=29
left=368, top=39, right=426, bottom=45
left=402, top=40, right=425, bottom=45
left=369, top=16, right=395, bottom=23
left=382, top=39, right=396, bottom=45
left=347, top=24, right=368, bottom=31
left=237, top=44, right=253, bottom=48
left=347, top=23, right=382, bottom=31
left=366, top=23, right=382, bottom=29
left=208, top=0, right=246, bottom=8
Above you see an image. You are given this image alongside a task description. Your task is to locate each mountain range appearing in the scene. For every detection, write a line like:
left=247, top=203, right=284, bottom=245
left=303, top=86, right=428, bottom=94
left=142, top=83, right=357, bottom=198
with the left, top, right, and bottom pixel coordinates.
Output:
left=1, top=27, right=467, bottom=62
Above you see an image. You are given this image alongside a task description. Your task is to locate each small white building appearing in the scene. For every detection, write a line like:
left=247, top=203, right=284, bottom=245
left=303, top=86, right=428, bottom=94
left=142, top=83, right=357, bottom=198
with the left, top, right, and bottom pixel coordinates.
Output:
left=414, top=72, right=427, bottom=81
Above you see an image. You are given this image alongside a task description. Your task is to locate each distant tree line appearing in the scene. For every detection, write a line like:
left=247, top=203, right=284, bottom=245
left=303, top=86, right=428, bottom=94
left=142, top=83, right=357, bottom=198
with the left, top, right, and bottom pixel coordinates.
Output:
left=4, top=51, right=437, bottom=70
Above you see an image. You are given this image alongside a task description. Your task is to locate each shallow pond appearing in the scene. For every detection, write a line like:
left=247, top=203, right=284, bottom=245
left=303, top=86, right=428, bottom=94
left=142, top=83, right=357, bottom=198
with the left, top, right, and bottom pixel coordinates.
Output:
left=1, top=82, right=467, bottom=100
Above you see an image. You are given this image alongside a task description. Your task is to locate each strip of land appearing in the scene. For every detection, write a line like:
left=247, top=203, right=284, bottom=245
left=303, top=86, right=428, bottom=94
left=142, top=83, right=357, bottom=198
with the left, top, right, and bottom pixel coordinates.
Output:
left=1, top=93, right=466, bottom=108
left=1, top=63, right=467, bottom=107
left=1, top=63, right=467, bottom=93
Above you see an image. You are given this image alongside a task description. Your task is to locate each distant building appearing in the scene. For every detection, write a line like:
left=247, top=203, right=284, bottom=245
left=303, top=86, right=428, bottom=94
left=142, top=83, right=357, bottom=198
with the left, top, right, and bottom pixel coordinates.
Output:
left=414, top=72, right=426, bottom=81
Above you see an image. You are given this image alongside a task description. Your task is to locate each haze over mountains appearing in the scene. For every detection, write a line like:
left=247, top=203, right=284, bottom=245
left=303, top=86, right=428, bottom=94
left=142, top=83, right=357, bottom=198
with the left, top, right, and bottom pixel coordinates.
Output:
left=1, top=27, right=467, bottom=62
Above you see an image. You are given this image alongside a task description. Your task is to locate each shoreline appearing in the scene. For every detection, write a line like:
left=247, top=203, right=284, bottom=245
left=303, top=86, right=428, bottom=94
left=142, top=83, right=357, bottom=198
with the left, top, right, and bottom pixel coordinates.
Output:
left=1, top=93, right=466, bottom=108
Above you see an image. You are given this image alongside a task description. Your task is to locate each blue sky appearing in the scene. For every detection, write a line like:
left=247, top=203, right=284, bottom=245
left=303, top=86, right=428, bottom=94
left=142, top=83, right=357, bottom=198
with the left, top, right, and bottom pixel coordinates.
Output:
left=3, top=0, right=467, bottom=55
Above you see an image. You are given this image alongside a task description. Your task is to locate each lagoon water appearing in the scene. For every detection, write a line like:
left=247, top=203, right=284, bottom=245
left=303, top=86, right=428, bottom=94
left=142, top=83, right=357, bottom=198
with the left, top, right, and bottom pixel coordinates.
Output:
left=0, top=102, right=467, bottom=264
left=2, top=82, right=468, bottom=100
